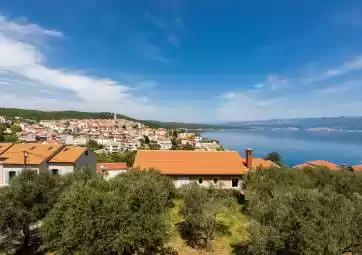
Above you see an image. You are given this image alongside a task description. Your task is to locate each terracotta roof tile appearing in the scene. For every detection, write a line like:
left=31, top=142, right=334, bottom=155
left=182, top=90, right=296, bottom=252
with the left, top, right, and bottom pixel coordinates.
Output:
left=96, top=162, right=127, bottom=172
left=240, top=157, right=280, bottom=169
left=0, top=143, right=14, bottom=155
left=352, top=164, right=362, bottom=171
left=49, top=146, right=87, bottom=163
left=133, top=150, right=246, bottom=175
left=294, top=160, right=339, bottom=170
left=1, top=143, right=62, bottom=165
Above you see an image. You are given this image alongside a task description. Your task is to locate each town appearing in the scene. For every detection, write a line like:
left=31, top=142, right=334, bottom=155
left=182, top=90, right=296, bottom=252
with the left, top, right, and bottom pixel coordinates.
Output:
left=0, top=114, right=223, bottom=152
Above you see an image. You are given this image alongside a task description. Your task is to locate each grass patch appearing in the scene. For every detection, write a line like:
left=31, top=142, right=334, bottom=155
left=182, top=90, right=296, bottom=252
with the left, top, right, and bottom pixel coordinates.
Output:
left=167, top=198, right=249, bottom=254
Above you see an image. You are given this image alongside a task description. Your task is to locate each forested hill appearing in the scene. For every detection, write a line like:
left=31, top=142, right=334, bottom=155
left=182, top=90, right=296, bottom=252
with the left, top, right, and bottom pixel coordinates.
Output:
left=0, top=108, right=223, bottom=129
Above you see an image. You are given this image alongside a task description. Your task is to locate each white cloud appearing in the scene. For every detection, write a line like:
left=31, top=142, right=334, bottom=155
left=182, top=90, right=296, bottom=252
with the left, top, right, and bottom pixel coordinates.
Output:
left=221, top=92, right=236, bottom=100
left=265, top=75, right=288, bottom=90
left=0, top=14, right=161, bottom=120
left=0, top=15, right=63, bottom=38
left=323, top=56, right=362, bottom=78
left=312, top=80, right=360, bottom=95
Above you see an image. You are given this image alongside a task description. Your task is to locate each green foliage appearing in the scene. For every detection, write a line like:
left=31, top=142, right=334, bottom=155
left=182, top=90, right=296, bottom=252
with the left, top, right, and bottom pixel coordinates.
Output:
left=0, top=124, right=18, bottom=142
left=181, top=143, right=195, bottom=150
left=85, top=139, right=103, bottom=151
left=10, top=124, right=22, bottom=133
left=41, top=170, right=175, bottom=255
left=96, top=151, right=136, bottom=167
left=144, top=135, right=150, bottom=144
left=263, top=151, right=282, bottom=166
left=179, top=183, right=231, bottom=249
left=0, top=170, right=64, bottom=252
left=243, top=167, right=362, bottom=255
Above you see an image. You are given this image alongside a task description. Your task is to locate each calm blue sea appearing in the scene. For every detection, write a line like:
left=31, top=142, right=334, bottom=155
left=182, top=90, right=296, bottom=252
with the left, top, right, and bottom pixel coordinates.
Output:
left=202, top=129, right=362, bottom=166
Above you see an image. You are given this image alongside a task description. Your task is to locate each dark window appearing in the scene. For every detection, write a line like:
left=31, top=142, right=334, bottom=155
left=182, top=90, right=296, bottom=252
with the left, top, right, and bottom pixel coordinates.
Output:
left=85, top=151, right=89, bottom=156
left=232, top=177, right=239, bottom=188
left=52, top=169, right=59, bottom=175
left=198, top=177, right=203, bottom=184
left=9, top=171, right=16, bottom=182
left=213, top=177, right=219, bottom=184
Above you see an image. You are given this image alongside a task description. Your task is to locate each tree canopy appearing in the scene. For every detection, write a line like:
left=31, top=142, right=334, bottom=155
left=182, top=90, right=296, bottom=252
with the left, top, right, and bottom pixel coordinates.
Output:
left=41, top=170, right=175, bottom=255
left=263, top=151, right=283, bottom=166
left=243, top=167, right=362, bottom=255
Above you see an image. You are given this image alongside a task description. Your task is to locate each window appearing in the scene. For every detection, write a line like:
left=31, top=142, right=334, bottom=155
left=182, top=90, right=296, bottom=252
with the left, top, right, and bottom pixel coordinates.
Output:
left=8, top=171, right=16, bottom=182
left=232, top=177, right=239, bottom=188
left=213, top=177, right=219, bottom=184
left=198, top=177, right=203, bottom=184
left=85, top=150, right=89, bottom=156
left=51, top=169, right=59, bottom=175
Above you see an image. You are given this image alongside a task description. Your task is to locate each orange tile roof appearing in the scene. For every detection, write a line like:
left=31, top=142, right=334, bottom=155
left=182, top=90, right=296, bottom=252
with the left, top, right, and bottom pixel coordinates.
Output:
left=352, top=164, right=362, bottom=171
left=96, top=162, right=127, bottom=172
left=294, top=160, right=339, bottom=170
left=240, top=157, right=280, bottom=169
left=0, top=143, right=14, bottom=155
left=133, top=150, right=246, bottom=175
left=48, top=146, right=87, bottom=163
left=1, top=143, right=62, bottom=165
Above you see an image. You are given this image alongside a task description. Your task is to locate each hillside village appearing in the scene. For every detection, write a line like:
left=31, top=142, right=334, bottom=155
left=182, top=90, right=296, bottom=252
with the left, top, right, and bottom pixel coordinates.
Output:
left=0, top=114, right=224, bottom=152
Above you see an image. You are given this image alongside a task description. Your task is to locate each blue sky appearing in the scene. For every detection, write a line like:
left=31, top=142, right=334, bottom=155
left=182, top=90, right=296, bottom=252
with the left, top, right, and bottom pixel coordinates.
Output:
left=0, top=0, right=362, bottom=122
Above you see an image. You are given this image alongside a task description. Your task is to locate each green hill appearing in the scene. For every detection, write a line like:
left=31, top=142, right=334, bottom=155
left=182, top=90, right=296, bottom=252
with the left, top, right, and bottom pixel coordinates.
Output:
left=0, top=108, right=223, bottom=130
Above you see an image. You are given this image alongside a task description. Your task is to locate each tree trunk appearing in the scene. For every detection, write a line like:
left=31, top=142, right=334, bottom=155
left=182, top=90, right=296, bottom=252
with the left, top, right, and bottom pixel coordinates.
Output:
left=23, top=224, right=30, bottom=247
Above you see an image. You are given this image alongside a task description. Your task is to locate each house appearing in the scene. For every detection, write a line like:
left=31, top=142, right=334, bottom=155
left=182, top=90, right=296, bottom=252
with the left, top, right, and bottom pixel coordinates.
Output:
left=178, top=133, right=195, bottom=139
left=194, top=136, right=202, bottom=142
left=133, top=150, right=247, bottom=189
left=155, top=128, right=167, bottom=137
left=96, top=162, right=128, bottom=179
left=19, top=133, right=37, bottom=142
left=293, top=160, right=339, bottom=170
left=241, top=149, right=280, bottom=169
left=0, top=143, right=96, bottom=186
left=352, top=164, right=362, bottom=172
left=0, top=116, right=6, bottom=124
left=48, top=146, right=96, bottom=175
left=0, top=143, right=63, bottom=186
left=199, top=142, right=220, bottom=151
left=157, top=138, right=172, bottom=150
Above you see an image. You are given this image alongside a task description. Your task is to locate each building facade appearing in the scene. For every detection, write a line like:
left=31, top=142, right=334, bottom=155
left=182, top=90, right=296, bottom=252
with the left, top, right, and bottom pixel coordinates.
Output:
left=0, top=143, right=96, bottom=186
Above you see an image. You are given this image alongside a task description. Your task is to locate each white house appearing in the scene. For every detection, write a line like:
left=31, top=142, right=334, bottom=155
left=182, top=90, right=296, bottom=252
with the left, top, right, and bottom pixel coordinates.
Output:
left=157, top=139, right=173, bottom=150
left=0, top=143, right=96, bottom=186
left=96, top=162, right=128, bottom=180
left=0, top=143, right=63, bottom=186
left=48, top=146, right=96, bottom=175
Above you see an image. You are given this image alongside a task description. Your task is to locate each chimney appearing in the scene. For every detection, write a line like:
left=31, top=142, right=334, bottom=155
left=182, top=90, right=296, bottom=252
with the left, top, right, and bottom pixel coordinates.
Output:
left=245, top=148, right=253, bottom=169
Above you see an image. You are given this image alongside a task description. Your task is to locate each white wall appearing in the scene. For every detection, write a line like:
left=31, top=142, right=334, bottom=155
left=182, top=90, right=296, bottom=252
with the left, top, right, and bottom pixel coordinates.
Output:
left=48, top=163, right=75, bottom=175
left=170, top=175, right=242, bottom=189
left=1, top=164, right=41, bottom=186
left=104, top=169, right=127, bottom=180
left=0, top=164, right=3, bottom=186
left=48, top=150, right=96, bottom=175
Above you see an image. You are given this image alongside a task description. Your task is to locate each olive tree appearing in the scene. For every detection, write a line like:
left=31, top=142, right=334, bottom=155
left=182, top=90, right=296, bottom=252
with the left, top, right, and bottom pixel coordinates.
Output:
left=0, top=170, right=61, bottom=253
left=41, top=169, right=175, bottom=255
left=243, top=167, right=362, bottom=255
left=179, top=183, right=231, bottom=249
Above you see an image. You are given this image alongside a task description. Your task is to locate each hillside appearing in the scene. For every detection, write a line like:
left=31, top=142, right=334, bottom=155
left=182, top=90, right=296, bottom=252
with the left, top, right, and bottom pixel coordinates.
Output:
left=0, top=108, right=223, bottom=129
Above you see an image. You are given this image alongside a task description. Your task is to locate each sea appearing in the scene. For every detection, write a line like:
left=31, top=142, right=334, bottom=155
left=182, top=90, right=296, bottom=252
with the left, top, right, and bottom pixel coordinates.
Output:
left=202, top=129, right=362, bottom=166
